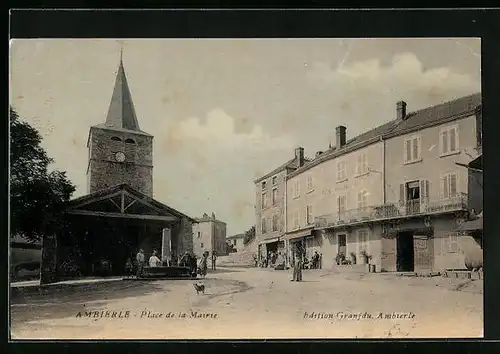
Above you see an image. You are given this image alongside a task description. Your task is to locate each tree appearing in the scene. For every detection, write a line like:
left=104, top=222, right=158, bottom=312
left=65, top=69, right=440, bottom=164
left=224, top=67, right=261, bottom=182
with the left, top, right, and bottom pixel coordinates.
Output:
left=10, top=107, right=76, bottom=242
left=243, top=225, right=255, bottom=245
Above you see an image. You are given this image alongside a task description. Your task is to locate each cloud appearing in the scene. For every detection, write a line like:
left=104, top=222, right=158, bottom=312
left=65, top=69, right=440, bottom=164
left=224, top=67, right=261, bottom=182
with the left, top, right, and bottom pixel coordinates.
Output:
left=307, top=52, right=480, bottom=98
left=165, top=108, right=294, bottom=152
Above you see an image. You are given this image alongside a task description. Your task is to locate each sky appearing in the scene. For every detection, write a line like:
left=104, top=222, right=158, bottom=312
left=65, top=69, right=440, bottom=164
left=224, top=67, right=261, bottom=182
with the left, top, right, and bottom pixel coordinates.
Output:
left=9, top=38, right=481, bottom=235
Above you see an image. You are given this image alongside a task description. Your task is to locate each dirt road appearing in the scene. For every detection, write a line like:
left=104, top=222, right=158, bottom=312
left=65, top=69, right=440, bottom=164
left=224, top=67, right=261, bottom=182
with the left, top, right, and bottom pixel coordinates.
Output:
left=10, top=267, right=483, bottom=339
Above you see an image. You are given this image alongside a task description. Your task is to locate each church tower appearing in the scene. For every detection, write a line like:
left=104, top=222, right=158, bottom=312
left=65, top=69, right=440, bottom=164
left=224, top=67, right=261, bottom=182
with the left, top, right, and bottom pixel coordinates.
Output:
left=86, top=53, right=153, bottom=196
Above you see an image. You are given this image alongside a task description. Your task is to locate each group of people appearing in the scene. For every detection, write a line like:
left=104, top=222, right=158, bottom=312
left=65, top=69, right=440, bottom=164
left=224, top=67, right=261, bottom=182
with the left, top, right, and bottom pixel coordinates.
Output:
left=259, top=251, right=286, bottom=269
left=126, top=249, right=162, bottom=277
left=127, top=249, right=218, bottom=278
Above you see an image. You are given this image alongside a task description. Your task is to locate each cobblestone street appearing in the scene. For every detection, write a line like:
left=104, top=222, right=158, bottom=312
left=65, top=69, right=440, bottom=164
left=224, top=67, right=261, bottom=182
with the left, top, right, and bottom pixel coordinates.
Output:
left=10, top=267, right=483, bottom=339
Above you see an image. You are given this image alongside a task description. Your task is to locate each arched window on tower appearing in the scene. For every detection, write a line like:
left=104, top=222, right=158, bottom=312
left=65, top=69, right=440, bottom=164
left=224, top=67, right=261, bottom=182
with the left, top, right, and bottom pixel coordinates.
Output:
left=124, top=138, right=137, bottom=163
left=111, top=136, right=122, bottom=142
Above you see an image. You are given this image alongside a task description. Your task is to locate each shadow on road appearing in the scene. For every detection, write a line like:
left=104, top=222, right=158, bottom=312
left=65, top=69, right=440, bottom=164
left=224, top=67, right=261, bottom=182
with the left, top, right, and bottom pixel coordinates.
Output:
left=207, top=268, right=244, bottom=275
left=10, top=280, right=168, bottom=322
left=11, top=280, right=166, bottom=305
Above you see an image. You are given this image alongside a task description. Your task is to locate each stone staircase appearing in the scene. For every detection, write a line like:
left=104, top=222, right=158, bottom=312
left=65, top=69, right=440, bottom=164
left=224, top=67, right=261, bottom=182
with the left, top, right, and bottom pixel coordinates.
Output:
left=218, top=252, right=256, bottom=268
left=218, top=240, right=257, bottom=268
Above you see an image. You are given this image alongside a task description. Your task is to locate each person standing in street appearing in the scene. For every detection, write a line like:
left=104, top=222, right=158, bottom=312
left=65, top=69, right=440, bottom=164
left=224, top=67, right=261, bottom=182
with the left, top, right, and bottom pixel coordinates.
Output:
left=211, top=251, right=217, bottom=271
left=149, top=250, right=162, bottom=268
left=291, top=245, right=303, bottom=282
left=198, top=251, right=209, bottom=278
left=136, top=249, right=145, bottom=278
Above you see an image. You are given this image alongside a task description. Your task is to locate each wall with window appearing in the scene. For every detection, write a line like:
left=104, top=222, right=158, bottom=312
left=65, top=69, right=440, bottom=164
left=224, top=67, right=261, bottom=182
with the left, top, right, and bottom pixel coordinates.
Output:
left=192, top=221, right=214, bottom=258
left=318, top=225, right=383, bottom=269
left=286, top=141, right=384, bottom=233
left=432, top=217, right=467, bottom=270
left=255, top=169, right=288, bottom=246
left=384, top=115, right=479, bottom=209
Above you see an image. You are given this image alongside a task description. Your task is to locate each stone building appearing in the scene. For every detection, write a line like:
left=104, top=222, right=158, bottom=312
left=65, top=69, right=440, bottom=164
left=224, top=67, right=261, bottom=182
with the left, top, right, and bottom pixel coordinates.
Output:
left=192, top=213, right=227, bottom=257
left=40, top=55, right=195, bottom=284
left=254, top=148, right=309, bottom=263
left=271, top=93, right=481, bottom=273
left=226, top=233, right=245, bottom=253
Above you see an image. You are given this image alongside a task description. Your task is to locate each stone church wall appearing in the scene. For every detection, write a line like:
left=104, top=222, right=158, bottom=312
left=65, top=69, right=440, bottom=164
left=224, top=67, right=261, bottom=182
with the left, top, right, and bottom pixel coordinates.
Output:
left=87, top=127, right=153, bottom=196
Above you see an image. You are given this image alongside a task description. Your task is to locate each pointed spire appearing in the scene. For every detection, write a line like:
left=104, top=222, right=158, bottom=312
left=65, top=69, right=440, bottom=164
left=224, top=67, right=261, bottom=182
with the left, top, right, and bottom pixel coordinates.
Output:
left=104, top=50, right=141, bottom=131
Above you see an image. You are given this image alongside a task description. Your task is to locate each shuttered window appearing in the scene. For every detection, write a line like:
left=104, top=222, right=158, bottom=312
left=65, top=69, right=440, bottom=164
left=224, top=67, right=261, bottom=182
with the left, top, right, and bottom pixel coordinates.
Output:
left=440, top=173, right=458, bottom=199
left=404, top=135, right=421, bottom=163
left=442, top=231, right=459, bottom=253
left=272, top=214, right=278, bottom=232
left=420, top=179, right=430, bottom=202
left=357, top=190, right=368, bottom=209
left=355, top=153, right=368, bottom=175
left=337, top=194, right=346, bottom=214
left=439, top=125, right=459, bottom=156
left=306, top=175, right=313, bottom=191
left=306, top=205, right=313, bottom=225
left=337, top=161, right=347, bottom=181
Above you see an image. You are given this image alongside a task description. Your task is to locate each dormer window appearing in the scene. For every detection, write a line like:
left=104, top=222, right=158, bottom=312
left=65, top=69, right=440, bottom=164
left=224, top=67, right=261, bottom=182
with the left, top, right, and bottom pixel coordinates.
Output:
left=111, top=136, right=122, bottom=142
left=125, top=138, right=136, bottom=144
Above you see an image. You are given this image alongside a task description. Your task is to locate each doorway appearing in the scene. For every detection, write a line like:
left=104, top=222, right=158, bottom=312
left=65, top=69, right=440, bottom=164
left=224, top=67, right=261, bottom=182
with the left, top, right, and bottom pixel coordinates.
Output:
left=338, top=234, right=347, bottom=256
left=396, top=231, right=414, bottom=272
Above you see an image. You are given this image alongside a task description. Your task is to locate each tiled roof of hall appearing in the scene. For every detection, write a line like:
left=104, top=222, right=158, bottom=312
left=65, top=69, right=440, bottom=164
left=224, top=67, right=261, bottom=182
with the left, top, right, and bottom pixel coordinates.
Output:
left=253, top=156, right=313, bottom=184
left=286, top=92, right=482, bottom=180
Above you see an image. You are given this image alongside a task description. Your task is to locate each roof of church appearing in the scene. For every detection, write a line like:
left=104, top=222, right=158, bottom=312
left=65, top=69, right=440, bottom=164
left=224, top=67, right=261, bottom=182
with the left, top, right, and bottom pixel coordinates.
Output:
left=94, top=58, right=151, bottom=136
left=67, top=183, right=196, bottom=223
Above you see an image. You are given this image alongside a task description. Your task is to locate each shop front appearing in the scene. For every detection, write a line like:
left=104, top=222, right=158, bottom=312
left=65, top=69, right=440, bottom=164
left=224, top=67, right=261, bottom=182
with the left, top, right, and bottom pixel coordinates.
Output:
left=283, top=227, right=314, bottom=267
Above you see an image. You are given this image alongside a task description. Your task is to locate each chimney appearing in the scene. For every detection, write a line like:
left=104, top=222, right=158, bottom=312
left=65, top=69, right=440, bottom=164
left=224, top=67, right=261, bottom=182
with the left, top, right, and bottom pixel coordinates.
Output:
left=295, top=147, right=304, bottom=167
left=397, top=101, right=407, bottom=120
left=211, top=212, right=216, bottom=220
left=335, top=126, right=347, bottom=149
left=315, top=151, right=323, bottom=158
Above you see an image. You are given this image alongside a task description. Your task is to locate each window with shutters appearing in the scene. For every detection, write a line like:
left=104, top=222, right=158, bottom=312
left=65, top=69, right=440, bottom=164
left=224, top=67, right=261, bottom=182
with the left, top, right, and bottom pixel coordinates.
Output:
left=306, top=205, right=313, bottom=225
left=357, top=229, right=369, bottom=254
left=357, top=190, right=368, bottom=210
left=355, top=153, right=369, bottom=176
left=293, top=179, right=300, bottom=198
left=419, top=179, right=430, bottom=204
left=261, top=181, right=267, bottom=190
left=272, top=188, right=277, bottom=205
left=403, top=135, right=421, bottom=164
left=439, top=125, right=459, bottom=157
left=441, top=231, right=459, bottom=253
left=293, top=211, right=300, bottom=230
left=261, top=218, right=267, bottom=234
left=306, top=175, right=314, bottom=192
left=261, top=192, right=268, bottom=209
left=440, top=172, right=458, bottom=200
left=272, top=176, right=277, bottom=185
left=272, top=214, right=279, bottom=232
left=337, top=161, right=347, bottom=181
left=337, top=194, right=346, bottom=214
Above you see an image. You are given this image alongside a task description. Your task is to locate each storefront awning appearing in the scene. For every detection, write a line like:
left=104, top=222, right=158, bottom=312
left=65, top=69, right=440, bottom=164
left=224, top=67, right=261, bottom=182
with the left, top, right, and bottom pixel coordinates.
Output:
left=259, top=236, right=281, bottom=244
left=456, top=218, right=483, bottom=231
left=283, top=228, right=312, bottom=240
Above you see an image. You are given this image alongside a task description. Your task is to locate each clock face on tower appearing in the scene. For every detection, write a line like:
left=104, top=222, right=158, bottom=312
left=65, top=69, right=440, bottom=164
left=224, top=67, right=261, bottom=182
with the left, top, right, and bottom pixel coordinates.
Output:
left=115, top=152, right=126, bottom=162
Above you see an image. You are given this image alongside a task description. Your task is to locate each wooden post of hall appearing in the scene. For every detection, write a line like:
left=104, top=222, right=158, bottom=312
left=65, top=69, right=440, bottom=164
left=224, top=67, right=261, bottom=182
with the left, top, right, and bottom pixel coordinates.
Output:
left=40, top=232, right=59, bottom=285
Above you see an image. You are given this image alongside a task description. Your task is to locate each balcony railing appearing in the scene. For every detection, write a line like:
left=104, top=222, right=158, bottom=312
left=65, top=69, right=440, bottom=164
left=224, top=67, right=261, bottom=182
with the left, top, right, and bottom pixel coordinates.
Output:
left=315, top=193, right=467, bottom=229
